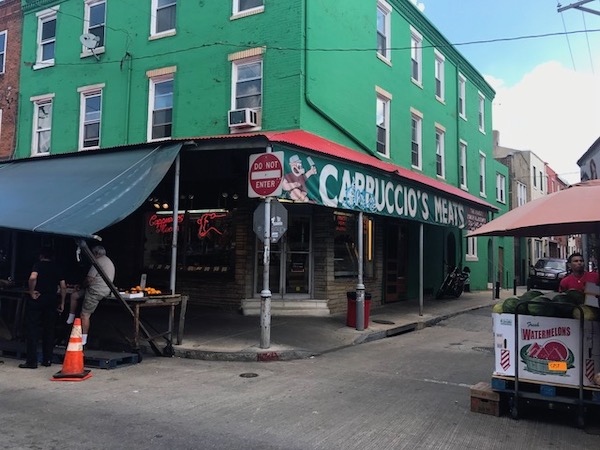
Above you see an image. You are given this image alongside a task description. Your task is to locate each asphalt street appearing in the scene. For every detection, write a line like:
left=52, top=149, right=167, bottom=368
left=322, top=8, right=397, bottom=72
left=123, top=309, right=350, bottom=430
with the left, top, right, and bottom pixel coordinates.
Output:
left=1, top=306, right=598, bottom=449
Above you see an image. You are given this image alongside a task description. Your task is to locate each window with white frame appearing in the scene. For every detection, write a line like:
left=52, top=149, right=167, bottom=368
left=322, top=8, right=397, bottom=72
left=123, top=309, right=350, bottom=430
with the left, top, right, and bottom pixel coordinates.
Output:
left=479, top=152, right=486, bottom=196
left=31, top=95, right=53, bottom=155
left=478, top=92, right=485, bottom=132
left=517, top=181, right=527, bottom=206
left=458, top=74, right=466, bottom=118
left=410, top=27, right=422, bottom=84
left=233, top=0, right=264, bottom=15
left=148, top=74, right=173, bottom=140
left=36, top=8, right=58, bottom=68
left=496, top=173, right=506, bottom=203
left=151, top=0, right=176, bottom=36
left=83, top=0, right=106, bottom=52
left=376, top=94, right=390, bottom=157
left=466, top=236, right=478, bottom=260
left=232, top=57, right=262, bottom=110
left=0, top=31, right=6, bottom=74
left=434, top=50, right=445, bottom=100
left=78, top=85, right=103, bottom=149
left=410, top=112, right=422, bottom=168
left=459, top=141, right=467, bottom=189
left=435, top=126, right=445, bottom=178
left=376, top=0, right=391, bottom=61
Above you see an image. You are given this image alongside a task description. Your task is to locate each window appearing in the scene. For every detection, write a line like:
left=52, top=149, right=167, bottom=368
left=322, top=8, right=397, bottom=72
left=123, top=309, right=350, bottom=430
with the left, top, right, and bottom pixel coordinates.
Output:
left=458, top=74, right=466, bottom=118
left=478, top=93, right=485, bottom=132
left=233, top=0, right=264, bottom=15
left=532, top=165, right=537, bottom=187
left=479, top=152, right=486, bottom=196
left=78, top=85, right=104, bottom=149
left=410, top=112, right=422, bottom=168
left=517, top=181, right=527, bottom=206
left=376, top=94, right=390, bottom=157
left=434, top=50, right=444, bottom=100
left=466, top=237, right=478, bottom=260
left=334, top=212, right=374, bottom=278
left=376, top=1, right=391, bottom=61
left=0, top=31, right=6, bottom=74
left=0, top=109, right=3, bottom=141
left=31, top=95, right=54, bottom=155
left=35, top=8, right=58, bottom=68
left=435, top=127, right=445, bottom=178
left=496, top=173, right=506, bottom=203
left=410, top=28, right=422, bottom=84
left=459, top=141, right=467, bottom=189
left=232, top=57, right=262, bottom=110
left=539, top=170, right=544, bottom=192
left=148, top=75, right=174, bottom=140
left=83, top=0, right=106, bottom=51
left=151, top=0, right=176, bottom=36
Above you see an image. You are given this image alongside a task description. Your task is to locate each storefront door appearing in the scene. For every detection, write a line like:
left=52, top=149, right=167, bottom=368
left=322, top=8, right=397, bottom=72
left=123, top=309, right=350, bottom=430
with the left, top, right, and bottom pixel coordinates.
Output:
left=384, top=223, right=408, bottom=302
left=256, top=215, right=312, bottom=298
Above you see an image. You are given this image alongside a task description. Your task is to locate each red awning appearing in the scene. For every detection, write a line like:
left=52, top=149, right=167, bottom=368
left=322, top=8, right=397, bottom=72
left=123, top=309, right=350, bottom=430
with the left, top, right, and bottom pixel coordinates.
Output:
left=187, top=130, right=498, bottom=212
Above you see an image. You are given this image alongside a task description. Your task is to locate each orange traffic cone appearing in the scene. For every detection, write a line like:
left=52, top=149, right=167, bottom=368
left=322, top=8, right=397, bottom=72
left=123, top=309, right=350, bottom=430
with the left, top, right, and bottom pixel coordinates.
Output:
left=51, top=318, right=92, bottom=382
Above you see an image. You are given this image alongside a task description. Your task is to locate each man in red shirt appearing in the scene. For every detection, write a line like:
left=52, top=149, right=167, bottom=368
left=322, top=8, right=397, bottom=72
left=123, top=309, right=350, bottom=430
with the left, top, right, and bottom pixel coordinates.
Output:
left=559, top=252, right=599, bottom=293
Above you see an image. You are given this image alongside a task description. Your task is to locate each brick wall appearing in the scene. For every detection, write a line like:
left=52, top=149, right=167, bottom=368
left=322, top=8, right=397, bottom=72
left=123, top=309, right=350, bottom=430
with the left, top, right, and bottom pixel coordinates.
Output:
left=0, top=0, right=21, bottom=160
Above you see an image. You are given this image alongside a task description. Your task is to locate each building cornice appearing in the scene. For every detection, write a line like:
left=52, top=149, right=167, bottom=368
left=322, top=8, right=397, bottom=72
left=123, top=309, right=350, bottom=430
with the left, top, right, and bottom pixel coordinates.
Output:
left=22, top=0, right=64, bottom=13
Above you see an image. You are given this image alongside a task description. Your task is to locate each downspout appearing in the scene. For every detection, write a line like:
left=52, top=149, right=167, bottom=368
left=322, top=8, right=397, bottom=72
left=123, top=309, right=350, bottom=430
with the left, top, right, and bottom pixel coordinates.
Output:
left=303, top=0, right=380, bottom=159
left=120, top=52, right=133, bottom=144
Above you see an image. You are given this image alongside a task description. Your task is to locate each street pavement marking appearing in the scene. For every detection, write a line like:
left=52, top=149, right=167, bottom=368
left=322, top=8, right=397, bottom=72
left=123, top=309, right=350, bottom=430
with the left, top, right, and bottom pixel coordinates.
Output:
left=421, top=378, right=472, bottom=388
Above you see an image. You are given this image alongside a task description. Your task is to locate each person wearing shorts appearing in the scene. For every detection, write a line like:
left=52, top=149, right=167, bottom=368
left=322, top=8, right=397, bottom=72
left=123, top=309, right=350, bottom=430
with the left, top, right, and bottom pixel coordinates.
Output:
left=67, top=245, right=115, bottom=346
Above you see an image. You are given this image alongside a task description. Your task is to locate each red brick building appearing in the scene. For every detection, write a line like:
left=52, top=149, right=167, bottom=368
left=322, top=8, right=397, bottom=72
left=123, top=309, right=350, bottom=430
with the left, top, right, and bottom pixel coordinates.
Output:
left=0, top=0, right=21, bottom=160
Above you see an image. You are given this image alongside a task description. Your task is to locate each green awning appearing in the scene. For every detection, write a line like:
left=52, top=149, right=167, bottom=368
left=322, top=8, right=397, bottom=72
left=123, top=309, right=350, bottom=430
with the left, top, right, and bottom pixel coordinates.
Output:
left=0, top=143, right=182, bottom=238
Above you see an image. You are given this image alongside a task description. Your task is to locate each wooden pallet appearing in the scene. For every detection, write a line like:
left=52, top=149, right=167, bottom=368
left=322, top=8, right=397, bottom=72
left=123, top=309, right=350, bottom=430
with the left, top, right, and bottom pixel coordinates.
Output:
left=492, top=375, right=600, bottom=404
left=0, top=340, right=139, bottom=369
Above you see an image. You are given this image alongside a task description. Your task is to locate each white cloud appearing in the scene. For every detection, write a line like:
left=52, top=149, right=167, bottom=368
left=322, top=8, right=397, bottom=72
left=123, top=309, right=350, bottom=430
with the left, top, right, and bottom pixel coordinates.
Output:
left=489, top=61, right=600, bottom=184
left=410, top=0, right=426, bottom=12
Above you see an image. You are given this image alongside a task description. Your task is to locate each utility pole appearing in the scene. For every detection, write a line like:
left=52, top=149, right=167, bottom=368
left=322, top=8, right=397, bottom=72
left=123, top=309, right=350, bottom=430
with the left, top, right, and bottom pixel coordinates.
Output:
left=557, top=0, right=600, bottom=16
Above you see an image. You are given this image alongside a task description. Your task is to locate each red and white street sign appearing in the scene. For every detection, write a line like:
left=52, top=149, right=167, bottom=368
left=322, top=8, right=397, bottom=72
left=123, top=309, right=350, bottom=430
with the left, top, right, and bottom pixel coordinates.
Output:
left=248, top=152, right=284, bottom=198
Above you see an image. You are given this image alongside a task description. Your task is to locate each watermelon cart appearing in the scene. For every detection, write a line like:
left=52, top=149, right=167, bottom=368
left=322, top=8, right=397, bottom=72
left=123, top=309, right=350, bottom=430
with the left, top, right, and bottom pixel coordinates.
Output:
left=468, top=180, right=600, bottom=427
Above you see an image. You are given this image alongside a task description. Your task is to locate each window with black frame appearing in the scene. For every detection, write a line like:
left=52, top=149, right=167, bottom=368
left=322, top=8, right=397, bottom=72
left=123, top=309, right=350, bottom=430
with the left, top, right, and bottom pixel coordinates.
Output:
left=333, top=212, right=374, bottom=278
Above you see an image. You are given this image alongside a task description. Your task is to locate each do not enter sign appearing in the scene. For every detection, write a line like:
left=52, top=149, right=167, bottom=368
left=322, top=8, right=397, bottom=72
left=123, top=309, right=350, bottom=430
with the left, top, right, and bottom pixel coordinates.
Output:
left=248, top=152, right=284, bottom=198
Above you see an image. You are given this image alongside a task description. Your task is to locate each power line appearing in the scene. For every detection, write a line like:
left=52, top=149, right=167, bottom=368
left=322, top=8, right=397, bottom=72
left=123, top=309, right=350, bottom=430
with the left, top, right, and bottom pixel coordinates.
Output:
left=581, top=11, right=596, bottom=73
left=559, top=10, right=578, bottom=70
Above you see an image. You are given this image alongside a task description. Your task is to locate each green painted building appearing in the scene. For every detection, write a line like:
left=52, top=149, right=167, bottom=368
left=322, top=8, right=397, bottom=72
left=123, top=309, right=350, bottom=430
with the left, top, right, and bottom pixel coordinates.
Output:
left=14, top=0, right=512, bottom=313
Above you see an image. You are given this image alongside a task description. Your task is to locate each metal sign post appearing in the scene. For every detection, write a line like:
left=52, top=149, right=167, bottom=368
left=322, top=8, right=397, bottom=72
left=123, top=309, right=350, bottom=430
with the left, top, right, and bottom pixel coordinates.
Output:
left=260, top=197, right=272, bottom=349
left=355, top=212, right=365, bottom=331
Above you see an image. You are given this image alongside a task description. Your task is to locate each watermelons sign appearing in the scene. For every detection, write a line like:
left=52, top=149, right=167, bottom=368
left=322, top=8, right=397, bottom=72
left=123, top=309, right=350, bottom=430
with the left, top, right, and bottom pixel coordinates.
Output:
left=274, top=147, right=487, bottom=229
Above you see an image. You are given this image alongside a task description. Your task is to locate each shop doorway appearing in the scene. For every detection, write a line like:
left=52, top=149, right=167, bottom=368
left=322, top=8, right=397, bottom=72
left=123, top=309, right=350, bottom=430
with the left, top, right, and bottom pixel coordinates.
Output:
left=446, top=233, right=456, bottom=268
left=384, top=223, right=408, bottom=303
left=255, top=215, right=312, bottom=298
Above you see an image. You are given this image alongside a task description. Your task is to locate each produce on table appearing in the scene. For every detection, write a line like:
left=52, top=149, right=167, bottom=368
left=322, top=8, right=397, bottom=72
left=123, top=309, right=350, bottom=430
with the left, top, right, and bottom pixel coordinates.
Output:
left=502, top=297, right=519, bottom=314
left=526, top=296, right=555, bottom=317
left=572, top=305, right=600, bottom=321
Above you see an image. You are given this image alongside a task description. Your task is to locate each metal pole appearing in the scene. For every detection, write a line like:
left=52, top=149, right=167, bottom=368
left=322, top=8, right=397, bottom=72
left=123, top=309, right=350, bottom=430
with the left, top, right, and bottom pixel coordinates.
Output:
left=419, top=222, right=424, bottom=316
left=260, top=196, right=272, bottom=348
left=260, top=145, right=274, bottom=349
left=170, top=154, right=181, bottom=295
left=355, top=212, right=365, bottom=331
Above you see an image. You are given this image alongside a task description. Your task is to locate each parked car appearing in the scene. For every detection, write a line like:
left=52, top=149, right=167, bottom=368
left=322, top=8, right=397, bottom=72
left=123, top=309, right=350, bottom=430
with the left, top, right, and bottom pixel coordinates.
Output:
left=527, top=258, right=568, bottom=291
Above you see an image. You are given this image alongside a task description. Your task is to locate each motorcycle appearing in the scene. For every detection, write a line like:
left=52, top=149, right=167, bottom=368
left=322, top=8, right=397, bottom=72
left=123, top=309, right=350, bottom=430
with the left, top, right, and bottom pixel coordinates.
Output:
left=435, top=266, right=470, bottom=299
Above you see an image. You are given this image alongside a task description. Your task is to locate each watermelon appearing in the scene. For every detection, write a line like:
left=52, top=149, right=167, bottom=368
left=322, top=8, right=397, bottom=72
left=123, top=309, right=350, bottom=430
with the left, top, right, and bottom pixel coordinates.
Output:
left=527, top=296, right=555, bottom=317
left=572, top=305, right=600, bottom=321
left=564, top=289, right=585, bottom=305
left=543, top=341, right=569, bottom=361
left=502, top=297, right=519, bottom=314
left=551, top=293, right=575, bottom=318
left=527, top=342, right=541, bottom=357
left=520, top=290, right=544, bottom=302
left=492, top=302, right=504, bottom=314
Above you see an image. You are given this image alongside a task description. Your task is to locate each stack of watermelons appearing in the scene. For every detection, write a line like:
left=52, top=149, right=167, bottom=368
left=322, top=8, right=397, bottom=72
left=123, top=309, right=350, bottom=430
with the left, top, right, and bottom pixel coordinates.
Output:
left=492, top=288, right=600, bottom=320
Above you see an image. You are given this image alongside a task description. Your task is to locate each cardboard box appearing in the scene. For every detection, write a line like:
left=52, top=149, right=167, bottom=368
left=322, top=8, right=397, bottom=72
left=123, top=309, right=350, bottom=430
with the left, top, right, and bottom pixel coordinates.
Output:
left=119, top=292, right=144, bottom=299
left=470, top=396, right=501, bottom=416
left=492, top=313, right=600, bottom=388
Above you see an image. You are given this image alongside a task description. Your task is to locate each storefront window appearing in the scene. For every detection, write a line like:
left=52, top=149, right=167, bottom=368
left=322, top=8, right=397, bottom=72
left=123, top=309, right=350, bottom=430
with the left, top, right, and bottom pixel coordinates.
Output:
left=143, top=210, right=234, bottom=276
left=334, top=212, right=374, bottom=278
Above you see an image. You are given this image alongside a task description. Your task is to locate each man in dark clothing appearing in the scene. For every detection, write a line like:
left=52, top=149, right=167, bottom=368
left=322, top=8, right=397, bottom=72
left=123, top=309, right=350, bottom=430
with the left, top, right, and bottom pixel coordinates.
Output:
left=19, top=248, right=67, bottom=369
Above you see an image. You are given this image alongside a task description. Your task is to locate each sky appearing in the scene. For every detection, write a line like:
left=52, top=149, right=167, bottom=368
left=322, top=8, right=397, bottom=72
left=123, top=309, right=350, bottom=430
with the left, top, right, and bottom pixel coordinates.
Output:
left=414, top=0, right=600, bottom=184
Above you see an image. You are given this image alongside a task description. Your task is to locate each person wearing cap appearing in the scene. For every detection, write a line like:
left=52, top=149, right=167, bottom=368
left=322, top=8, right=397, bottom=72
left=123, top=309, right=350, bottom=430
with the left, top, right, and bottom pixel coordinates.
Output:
left=282, top=154, right=317, bottom=202
left=19, top=247, right=67, bottom=369
left=66, top=245, right=115, bottom=346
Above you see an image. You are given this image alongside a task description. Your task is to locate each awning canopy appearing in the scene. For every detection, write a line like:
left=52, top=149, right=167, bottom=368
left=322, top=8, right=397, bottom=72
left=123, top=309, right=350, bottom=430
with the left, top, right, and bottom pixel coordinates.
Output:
left=0, top=143, right=182, bottom=239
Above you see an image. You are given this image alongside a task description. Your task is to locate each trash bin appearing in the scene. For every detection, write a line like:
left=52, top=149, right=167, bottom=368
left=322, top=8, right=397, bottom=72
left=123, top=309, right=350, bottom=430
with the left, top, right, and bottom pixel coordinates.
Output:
left=346, top=291, right=372, bottom=328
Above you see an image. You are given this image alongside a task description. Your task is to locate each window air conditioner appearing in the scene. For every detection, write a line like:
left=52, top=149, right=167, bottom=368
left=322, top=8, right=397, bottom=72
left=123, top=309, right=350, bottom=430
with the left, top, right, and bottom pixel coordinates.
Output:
left=228, top=108, right=259, bottom=128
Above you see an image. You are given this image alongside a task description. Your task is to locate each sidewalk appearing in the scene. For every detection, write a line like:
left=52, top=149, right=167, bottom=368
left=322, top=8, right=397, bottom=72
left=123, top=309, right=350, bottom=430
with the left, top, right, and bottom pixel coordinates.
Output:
left=141, top=287, right=527, bottom=362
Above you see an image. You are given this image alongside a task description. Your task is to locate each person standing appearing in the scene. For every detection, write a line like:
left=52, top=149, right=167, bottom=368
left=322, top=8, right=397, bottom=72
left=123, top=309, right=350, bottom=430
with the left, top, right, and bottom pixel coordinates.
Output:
left=559, top=252, right=600, bottom=293
left=19, top=247, right=67, bottom=369
left=66, top=245, right=115, bottom=346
